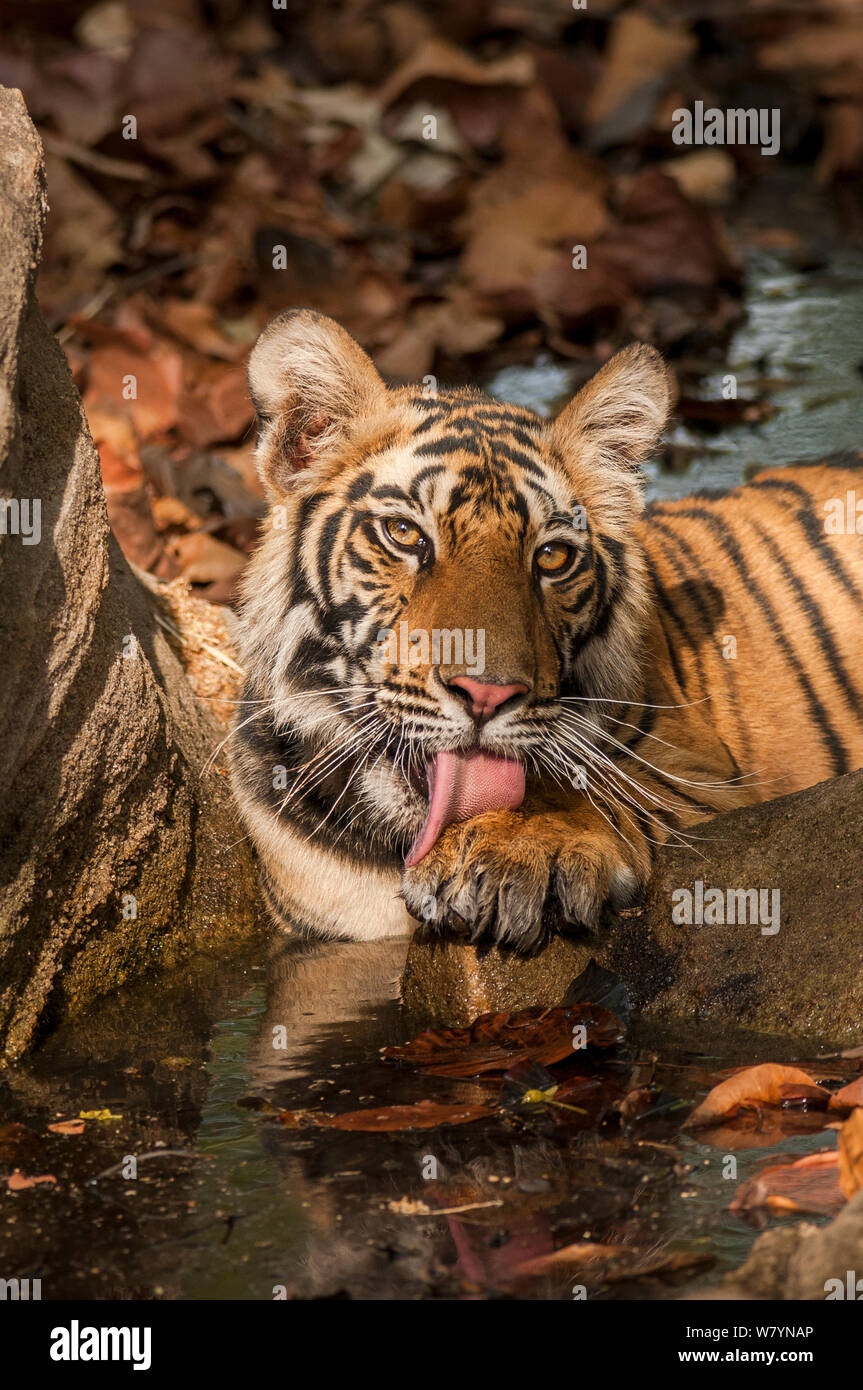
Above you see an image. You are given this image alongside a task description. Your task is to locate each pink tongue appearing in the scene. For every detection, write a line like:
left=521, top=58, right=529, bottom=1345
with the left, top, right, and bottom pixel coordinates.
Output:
left=405, top=750, right=525, bottom=868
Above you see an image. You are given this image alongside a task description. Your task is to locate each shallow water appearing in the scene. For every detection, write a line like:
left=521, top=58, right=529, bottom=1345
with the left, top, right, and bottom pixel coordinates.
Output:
left=1, top=940, right=855, bottom=1301
left=2, top=177, right=862, bottom=1302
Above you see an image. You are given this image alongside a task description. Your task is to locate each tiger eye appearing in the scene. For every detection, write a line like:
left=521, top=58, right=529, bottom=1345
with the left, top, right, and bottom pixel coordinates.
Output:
left=535, top=541, right=573, bottom=573
left=384, top=517, right=423, bottom=549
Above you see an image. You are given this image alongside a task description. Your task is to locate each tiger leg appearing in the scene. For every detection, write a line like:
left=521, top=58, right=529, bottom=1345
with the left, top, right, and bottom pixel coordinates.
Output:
left=400, top=798, right=652, bottom=951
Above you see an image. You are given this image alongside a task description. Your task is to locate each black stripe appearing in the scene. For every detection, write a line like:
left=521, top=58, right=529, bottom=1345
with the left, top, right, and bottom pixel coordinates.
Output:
left=414, top=435, right=482, bottom=459
left=488, top=441, right=547, bottom=478
left=370, top=485, right=412, bottom=504
left=747, top=477, right=863, bottom=604
left=316, top=509, right=344, bottom=606
left=409, top=464, right=445, bottom=498
left=642, top=548, right=708, bottom=691
left=674, top=506, right=850, bottom=775
left=648, top=517, right=750, bottom=764
left=750, top=520, right=861, bottom=715
left=347, top=471, right=374, bottom=501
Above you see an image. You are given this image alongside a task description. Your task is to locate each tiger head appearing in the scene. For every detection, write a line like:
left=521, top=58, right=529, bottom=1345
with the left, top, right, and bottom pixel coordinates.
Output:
left=237, top=310, right=674, bottom=870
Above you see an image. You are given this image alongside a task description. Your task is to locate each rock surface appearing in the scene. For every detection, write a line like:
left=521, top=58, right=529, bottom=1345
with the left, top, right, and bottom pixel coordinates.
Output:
left=0, top=87, right=260, bottom=1059
left=403, top=769, right=863, bottom=1041
left=401, top=933, right=594, bottom=1024
left=723, top=1191, right=863, bottom=1300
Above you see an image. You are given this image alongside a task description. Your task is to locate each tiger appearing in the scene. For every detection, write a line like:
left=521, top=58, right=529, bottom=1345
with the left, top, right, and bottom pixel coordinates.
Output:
left=230, top=308, right=863, bottom=950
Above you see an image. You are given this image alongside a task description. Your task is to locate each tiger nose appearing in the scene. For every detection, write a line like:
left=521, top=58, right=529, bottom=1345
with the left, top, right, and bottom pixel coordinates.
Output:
left=446, top=675, right=530, bottom=718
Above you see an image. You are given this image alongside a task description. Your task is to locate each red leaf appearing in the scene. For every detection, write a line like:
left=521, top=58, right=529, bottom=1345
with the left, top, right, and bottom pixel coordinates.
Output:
left=278, top=1099, right=494, bottom=1131
left=383, top=1004, right=623, bottom=1078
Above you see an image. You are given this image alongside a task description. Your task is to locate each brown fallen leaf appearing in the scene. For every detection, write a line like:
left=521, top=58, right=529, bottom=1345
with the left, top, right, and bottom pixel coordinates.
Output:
left=660, top=150, right=736, bottom=206
left=730, top=1150, right=844, bottom=1218
left=278, top=1099, right=494, bottom=1131
left=176, top=369, right=255, bottom=449
left=47, top=1120, right=86, bottom=1136
left=459, top=176, right=608, bottom=315
left=586, top=11, right=696, bottom=138
left=603, top=168, right=738, bottom=294
left=675, top=395, right=776, bottom=428
left=168, top=532, right=248, bottom=586
left=759, top=18, right=863, bottom=86
left=380, top=37, right=534, bottom=149
left=88, top=406, right=179, bottom=578
left=829, top=1076, right=863, bottom=1113
left=382, top=1003, right=624, bottom=1078
left=839, top=1108, right=863, bottom=1199
left=684, top=1064, right=831, bottom=1128
left=7, top=1171, right=58, bottom=1190
left=618, top=1086, right=658, bottom=1121
left=85, top=341, right=184, bottom=440
left=152, top=299, right=245, bottom=362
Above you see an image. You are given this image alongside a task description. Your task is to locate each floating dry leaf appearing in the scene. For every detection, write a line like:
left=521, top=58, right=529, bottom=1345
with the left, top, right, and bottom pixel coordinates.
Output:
left=47, top=1120, right=86, bottom=1136
left=829, top=1075, right=863, bottom=1113
left=684, top=1064, right=830, bottom=1128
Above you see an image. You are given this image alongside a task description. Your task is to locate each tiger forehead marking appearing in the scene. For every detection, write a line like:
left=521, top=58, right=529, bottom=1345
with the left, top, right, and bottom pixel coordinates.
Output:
left=286, top=391, right=638, bottom=724
left=344, top=391, right=572, bottom=525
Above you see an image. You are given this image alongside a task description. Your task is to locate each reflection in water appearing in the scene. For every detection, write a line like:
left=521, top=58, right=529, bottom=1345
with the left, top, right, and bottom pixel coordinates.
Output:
left=1, top=937, right=848, bottom=1300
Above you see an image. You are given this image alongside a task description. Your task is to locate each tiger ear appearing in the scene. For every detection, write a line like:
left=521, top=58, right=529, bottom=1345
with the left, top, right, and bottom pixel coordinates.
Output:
left=549, top=344, right=676, bottom=473
left=248, top=309, right=386, bottom=496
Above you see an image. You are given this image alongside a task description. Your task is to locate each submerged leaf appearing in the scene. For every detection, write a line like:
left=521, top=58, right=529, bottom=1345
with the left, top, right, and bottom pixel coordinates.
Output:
left=730, top=1150, right=843, bottom=1218
left=278, top=1099, right=494, bottom=1132
left=7, top=1171, right=58, bottom=1190
left=383, top=1003, right=623, bottom=1078
left=47, top=1120, right=86, bottom=1136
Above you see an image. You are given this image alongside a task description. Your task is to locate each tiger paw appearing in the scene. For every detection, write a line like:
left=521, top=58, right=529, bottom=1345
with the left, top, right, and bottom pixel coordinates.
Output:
left=400, top=808, right=643, bottom=952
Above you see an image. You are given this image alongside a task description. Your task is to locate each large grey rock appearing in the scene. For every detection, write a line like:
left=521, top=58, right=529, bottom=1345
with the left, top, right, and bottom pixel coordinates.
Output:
left=403, top=769, right=863, bottom=1042
left=725, top=1192, right=863, bottom=1300
left=0, top=87, right=260, bottom=1059
left=614, top=768, right=863, bottom=1041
